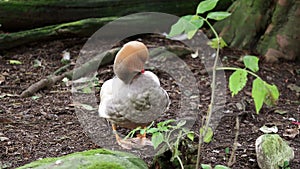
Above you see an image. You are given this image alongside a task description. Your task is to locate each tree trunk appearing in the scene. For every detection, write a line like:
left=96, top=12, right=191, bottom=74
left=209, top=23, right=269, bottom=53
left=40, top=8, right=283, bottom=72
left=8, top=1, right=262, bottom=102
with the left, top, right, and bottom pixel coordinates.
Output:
left=214, top=0, right=300, bottom=62
left=0, top=17, right=116, bottom=50
left=0, top=0, right=198, bottom=32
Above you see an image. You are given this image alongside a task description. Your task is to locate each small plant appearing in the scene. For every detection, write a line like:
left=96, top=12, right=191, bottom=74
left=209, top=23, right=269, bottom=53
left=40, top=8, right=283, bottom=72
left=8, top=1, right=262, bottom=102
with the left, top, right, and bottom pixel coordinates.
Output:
left=128, top=0, right=280, bottom=168
left=168, top=0, right=279, bottom=168
left=126, top=119, right=194, bottom=169
left=281, top=161, right=291, bottom=169
left=201, top=164, right=230, bottom=169
left=169, top=0, right=279, bottom=114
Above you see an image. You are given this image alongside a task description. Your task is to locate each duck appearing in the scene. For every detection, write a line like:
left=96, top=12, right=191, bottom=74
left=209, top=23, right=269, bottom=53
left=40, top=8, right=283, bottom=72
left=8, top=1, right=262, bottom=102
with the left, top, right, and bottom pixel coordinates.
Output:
left=98, top=41, right=170, bottom=149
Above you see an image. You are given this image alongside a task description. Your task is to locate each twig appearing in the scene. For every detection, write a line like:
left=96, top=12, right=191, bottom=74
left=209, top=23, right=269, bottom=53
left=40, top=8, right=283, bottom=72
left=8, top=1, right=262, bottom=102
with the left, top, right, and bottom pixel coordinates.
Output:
left=20, top=74, right=65, bottom=98
left=228, top=116, right=239, bottom=167
left=196, top=18, right=220, bottom=169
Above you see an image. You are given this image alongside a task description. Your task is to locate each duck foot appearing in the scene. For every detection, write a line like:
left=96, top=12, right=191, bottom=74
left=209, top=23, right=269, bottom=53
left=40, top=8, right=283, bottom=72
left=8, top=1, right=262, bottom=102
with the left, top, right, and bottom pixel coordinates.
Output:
left=116, top=137, right=153, bottom=149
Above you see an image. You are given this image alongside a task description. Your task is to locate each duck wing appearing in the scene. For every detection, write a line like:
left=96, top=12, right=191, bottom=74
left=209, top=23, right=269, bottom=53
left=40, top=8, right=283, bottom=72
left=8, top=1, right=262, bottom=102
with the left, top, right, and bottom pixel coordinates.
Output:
left=99, top=71, right=170, bottom=128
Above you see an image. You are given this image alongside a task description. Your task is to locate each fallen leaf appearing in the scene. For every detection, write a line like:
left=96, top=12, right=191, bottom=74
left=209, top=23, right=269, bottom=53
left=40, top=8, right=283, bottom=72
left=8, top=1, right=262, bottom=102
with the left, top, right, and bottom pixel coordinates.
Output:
left=0, top=136, right=9, bottom=142
left=33, top=59, right=42, bottom=67
left=9, top=60, right=22, bottom=65
left=31, top=95, right=40, bottom=100
left=191, top=49, right=198, bottom=58
left=69, top=102, right=96, bottom=111
left=287, top=84, right=300, bottom=93
left=274, top=109, right=288, bottom=115
left=61, top=50, right=71, bottom=64
left=0, top=93, right=18, bottom=98
left=0, top=74, right=5, bottom=84
left=283, top=128, right=299, bottom=138
left=259, top=125, right=278, bottom=134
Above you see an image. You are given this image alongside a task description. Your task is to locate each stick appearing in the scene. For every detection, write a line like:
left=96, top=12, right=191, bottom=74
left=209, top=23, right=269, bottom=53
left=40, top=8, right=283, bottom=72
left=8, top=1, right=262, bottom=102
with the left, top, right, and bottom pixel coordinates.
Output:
left=228, top=116, right=239, bottom=167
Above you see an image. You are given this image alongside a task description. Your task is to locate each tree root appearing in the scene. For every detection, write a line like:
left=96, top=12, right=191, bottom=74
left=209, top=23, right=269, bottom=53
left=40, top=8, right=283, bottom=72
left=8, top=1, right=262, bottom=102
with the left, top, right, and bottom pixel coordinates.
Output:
left=20, top=45, right=193, bottom=98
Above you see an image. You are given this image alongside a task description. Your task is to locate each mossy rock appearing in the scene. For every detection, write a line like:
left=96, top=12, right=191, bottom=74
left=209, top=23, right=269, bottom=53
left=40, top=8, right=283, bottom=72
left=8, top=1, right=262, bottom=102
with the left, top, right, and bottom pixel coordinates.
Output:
left=255, top=134, right=294, bottom=169
left=17, top=149, right=148, bottom=169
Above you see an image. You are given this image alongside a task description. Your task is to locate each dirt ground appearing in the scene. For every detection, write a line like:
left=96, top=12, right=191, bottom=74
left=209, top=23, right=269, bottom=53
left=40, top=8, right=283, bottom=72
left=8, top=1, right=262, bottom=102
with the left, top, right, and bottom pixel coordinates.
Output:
left=0, top=36, right=299, bottom=169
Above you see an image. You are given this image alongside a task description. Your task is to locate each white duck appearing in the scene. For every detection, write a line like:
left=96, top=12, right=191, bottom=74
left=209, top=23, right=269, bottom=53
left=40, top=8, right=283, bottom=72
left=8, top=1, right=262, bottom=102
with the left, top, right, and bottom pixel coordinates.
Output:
left=99, top=41, right=170, bottom=149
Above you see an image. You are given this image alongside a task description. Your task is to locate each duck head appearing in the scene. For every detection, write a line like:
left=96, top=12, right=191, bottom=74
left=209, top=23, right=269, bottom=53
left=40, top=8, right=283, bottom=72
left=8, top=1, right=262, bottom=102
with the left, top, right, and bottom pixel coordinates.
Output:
left=114, top=41, right=149, bottom=84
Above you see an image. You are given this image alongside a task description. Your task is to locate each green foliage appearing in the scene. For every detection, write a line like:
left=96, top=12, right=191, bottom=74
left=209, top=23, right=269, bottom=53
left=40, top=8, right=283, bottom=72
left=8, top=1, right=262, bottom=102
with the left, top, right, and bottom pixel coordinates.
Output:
left=281, top=161, right=290, bottom=169
left=169, top=0, right=231, bottom=39
left=31, top=95, right=40, bottom=100
left=165, top=0, right=281, bottom=168
left=225, top=147, right=230, bottom=154
left=225, top=54, right=279, bottom=113
left=33, top=59, right=42, bottom=68
left=199, top=126, right=213, bottom=143
left=201, top=164, right=230, bottom=169
left=243, top=55, right=259, bottom=72
left=229, top=69, right=248, bottom=96
left=127, top=119, right=193, bottom=168
left=208, top=37, right=228, bottom=49
left=196, top=0, right=218, bottom=14
left=207, top=12, right=231, bottom=21
left=252, top=78, right=279, bottom=113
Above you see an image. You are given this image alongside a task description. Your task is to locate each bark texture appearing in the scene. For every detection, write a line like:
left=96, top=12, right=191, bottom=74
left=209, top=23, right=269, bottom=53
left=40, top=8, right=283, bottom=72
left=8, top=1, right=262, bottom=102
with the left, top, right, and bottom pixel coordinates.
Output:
left=214, top=0, right=300, bottom=62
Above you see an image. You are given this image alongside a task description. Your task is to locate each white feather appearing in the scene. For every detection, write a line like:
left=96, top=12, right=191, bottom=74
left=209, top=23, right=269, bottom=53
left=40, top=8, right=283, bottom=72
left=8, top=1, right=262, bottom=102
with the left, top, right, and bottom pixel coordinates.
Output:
left=98, top=79, right=113, bottom=118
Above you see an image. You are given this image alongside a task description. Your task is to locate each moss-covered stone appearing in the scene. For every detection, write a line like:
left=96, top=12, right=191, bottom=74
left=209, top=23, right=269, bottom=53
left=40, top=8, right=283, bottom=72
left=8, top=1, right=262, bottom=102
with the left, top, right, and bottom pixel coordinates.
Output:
left=255, top=134, right=294, bottom=169
left=17, top=149, right=148, bottom=169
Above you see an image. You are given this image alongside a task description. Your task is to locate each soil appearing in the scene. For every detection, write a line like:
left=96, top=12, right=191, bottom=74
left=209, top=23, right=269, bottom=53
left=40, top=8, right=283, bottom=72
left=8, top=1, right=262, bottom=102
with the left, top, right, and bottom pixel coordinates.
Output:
left=0, top=36, right=299, bottom=169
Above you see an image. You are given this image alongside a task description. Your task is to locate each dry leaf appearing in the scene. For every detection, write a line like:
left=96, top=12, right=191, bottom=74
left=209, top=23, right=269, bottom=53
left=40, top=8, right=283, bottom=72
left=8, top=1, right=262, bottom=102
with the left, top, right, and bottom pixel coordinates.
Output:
left=259, top=125, right=278, bottom=134
left=0, top=74, right=5, bottom=84
left=283, top=128, right=299, bottom=138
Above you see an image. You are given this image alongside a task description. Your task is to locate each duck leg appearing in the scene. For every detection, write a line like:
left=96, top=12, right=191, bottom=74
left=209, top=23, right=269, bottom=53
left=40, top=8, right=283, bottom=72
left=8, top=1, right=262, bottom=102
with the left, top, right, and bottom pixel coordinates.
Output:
left=112, top=124, right=134, bottom=149
left=130, top=127, right=153, bottom=147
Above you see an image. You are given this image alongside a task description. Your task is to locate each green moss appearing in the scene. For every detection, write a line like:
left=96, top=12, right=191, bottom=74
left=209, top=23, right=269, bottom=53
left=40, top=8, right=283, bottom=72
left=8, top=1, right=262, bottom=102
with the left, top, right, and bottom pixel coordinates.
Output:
left=261, top=134, right=294, bottom=168
left=17, top=149, right=148, bottom=169
left=83, top=162, right=125, bottom=169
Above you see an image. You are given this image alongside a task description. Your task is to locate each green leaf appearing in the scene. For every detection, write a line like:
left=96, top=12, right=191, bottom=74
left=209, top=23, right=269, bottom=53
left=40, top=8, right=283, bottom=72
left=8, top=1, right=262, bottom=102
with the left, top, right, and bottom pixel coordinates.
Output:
left=243, top=55, right=259, bottom=72
left=187, top=29, right=198, bottom=39
left=187, top=15, right=204, bottom=28
left=80, top=103, right=95, bottom=111
left=171, top=148, right=181, bottom=162
left=125, top=127, right=141, bottom=139
left=207, top=11, right=231, bottom=20
left=168, top=18, right=185, bottom=37
left=183, top=15, right=204, bottom=39
left=200, top=126, right=214, bottom=143
left=169, top=15, right=204, bottom=39
left=33, top=59, right=42, bottom=68
left=82, top=86, right=92, bottom=94
left=176, top=120, right=186, bottom=127
left=201, top=164, right=212, bottom=169
left=208, top=37, right=228, bottom=49
left=197, top=0, right=219, bottom=14
left=229, top=69, right=248, bottom=96
left=158, top=119, right=175, bottom=127
left=152, top=132, right=164, bottom=149
left=214, top=165, right=230, bottom=169
left=225, top=147, right=230, bottom=154
left=9, top=60, right=22, bottom=65
left=264, top=83, right=279, bottom=106
left=31, top=95, right=40, bottom=100
left=187, top=132, right=194, bottom=141
left=252, top=78, right=267, bottom=113
left=147, top=127, right=159, bottom=134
